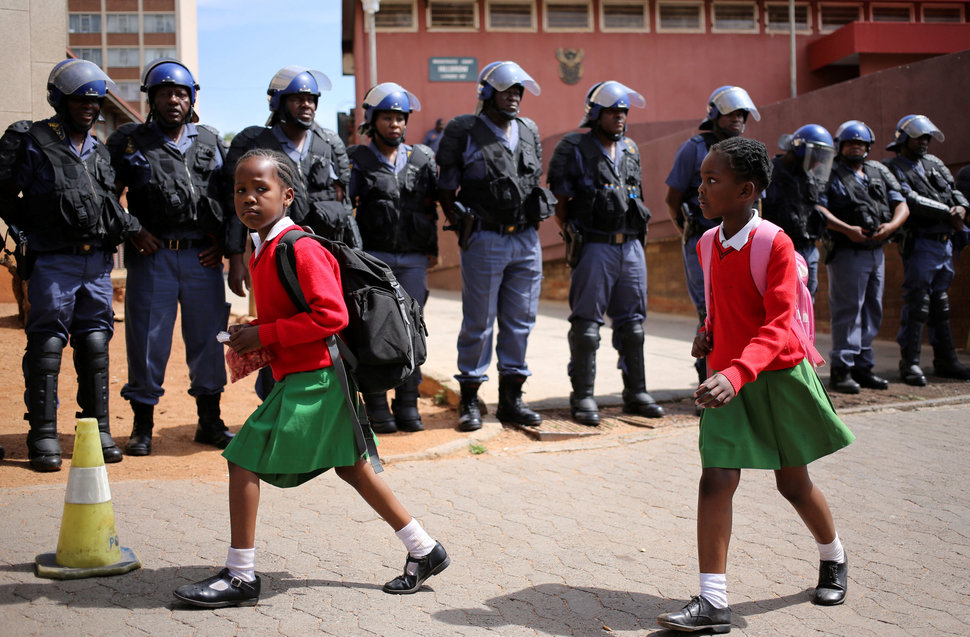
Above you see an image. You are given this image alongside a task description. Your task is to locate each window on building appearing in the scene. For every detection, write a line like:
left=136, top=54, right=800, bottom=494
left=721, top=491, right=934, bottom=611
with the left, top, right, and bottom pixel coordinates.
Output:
left=657, top=1, right=704, bottom=31
left=712, top=3, right=758, bottom=31
left=73, top=48, right=104, bottom=67
left=871, top=4, right=912, bottom=22
left=107, top=48, right=140, bottom=67
left=69, top=14, right=102, bottom=34
left=921, top=5, right=963, bottom=22
left=601, top=1, right=649, bottom=31
left=428, top=1, right=479, bottom=29
left=374, top=0, right=416, bottom=29
left=765, top=3, right=810, bottom=32
left=819, top=4, right=862, bottom=31
left=144, top=13, right=176, bottom=33
left=487, top=1, right=535, bottom=30
left=144, top=48, right=178, bottom=62
left=545, top=1, right=593, bottom=30
left=106, top=14, right=139, bottom=33
left=115, top=81, right=142, bottom=103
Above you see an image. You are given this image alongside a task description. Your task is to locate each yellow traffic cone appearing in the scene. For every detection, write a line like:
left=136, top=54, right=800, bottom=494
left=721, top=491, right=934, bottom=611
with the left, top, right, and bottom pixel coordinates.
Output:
left=35, top=418, right=141, bottom=579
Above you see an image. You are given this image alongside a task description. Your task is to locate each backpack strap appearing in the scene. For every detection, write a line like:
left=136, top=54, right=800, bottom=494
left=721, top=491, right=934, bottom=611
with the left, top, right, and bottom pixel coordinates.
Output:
left=698, top=226, right=719, bottom=334
left=274, top=228, right=381, bottom=472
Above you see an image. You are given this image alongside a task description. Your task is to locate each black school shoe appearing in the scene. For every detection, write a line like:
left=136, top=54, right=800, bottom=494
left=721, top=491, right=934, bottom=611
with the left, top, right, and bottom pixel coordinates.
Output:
left=850, top=367, right=889, bottom=390
left=812, top=559, right=848, bottom=606
left=657, top=595, right=732, bottom=633
left=174, top=568, right=261, bottom=608
left=382, top=541, right=450, bottom=594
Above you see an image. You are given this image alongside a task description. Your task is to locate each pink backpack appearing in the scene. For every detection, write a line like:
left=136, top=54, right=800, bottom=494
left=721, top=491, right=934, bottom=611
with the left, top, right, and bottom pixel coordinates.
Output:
left=699, top=220, right=824, bottom=367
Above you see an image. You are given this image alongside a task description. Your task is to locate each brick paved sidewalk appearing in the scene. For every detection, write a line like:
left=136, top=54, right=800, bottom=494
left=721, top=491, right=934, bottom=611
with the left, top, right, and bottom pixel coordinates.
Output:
left=1, top=404, right=968, bottom=636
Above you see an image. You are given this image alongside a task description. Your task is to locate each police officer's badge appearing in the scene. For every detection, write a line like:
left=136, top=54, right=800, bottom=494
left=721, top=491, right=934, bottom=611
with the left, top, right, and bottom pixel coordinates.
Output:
left=555, top=48, right=584, bottom=85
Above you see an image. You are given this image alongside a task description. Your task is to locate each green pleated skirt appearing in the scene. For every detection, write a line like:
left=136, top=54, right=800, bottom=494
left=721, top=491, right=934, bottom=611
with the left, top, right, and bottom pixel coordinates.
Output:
left=699, top=359, right=855, bottom=469
left=222, top=367, right=373, bottom=488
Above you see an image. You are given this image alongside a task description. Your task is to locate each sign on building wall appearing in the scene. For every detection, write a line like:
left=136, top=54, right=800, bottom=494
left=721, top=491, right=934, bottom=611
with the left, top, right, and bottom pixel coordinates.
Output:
left=429, top=57, right=478, bottom=82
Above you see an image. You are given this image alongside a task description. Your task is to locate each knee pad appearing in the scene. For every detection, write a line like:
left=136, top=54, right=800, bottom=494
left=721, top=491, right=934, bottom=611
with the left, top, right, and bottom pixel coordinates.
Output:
left=72, top=330, right=110, bottom=373
left=26, top=335, right=65, bottom=376
left=903, top=289, right=930, bottom=324
left=72, top=331, right=111, bottom=419
left=929, top=291, right=950, bottom=321
left=612, top=320, right=644, bottom=352
left=25, top=335, right=64, bottom=424
left=568, top=320, right=601, bottom=354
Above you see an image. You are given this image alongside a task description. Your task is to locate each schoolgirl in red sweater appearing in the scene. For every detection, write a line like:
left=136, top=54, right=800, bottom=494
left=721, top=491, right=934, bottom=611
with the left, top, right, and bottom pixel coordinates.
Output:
left=657, top=138, right=854, bottom=633
left=174, top=149, right=449, bottom=608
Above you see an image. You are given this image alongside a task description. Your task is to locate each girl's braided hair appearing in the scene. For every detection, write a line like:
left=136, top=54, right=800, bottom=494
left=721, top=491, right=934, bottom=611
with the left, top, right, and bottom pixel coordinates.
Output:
left=236, top=148, right=298, bottom=192
left=710, top=137, right=773, bottom=192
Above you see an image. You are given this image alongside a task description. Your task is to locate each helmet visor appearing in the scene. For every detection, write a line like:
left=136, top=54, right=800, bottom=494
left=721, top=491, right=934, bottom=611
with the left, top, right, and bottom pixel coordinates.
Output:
left=268, top=66, right=332, bottom=95
left=900, top=115, right=944, bottom=143
left=481, top=62, right=541, bottom=96
left=51, top=60, right=116, bottom=96
left=364, top=82, right=421, bottom=113
left=711, top=86, right=759, bottom=121
left=589, top=81, right=645, bottom=110
left=803, top=143, right=835, bottom=184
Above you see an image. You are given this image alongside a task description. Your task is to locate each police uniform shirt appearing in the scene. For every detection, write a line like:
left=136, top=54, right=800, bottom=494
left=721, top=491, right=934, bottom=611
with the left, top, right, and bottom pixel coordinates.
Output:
left=348, top=141, right=411, bottom=202
left=664, top=134, right=707, bottom=196
left=827, top=167, right=905, bottom=211
left=270, top=124, right=339, bottom=181
left=549, top=133, right=630, bottom=200
left=13, top=116, right=99, bottom=198
left=438, top=113, right=520, bottom=190
left=117, top=122, right=223, bottom=189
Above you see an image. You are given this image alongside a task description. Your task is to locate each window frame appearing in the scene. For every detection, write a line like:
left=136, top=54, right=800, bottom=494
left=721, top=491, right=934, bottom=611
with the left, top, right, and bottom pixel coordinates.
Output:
left=600, top=0, right=650, bottom=32
left=818, top=3, right=863, bottom=32
left=543, top=0, right=595, bottom=32
left=710, top=1, right=759, bottom=33
left=106, top=47, right=141, bottom=68
left=105, top=13, right=140, bottom=34
left=920, top=3, right=964, bottom=22
left=73, top=48, right=104, bottom=68
left=115, top=81, right=142, bottom=103
left=426, top=0, right=480, bottom=31
left=485, top=0, right=537, bottom=31
left=655, top=0, right=706, bottom=33
left=764, top=2, right=812, bottom=33
left=143, top=13, right=177, bottom=33
left=372, top=0, right=418, bottom=32
left=869, top=3, right=913, bottom=22
left=68, top=13, right=102, bottom=34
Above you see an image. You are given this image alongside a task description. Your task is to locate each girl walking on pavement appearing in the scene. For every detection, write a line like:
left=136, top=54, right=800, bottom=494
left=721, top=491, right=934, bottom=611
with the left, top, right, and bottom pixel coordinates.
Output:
left=657, top=137, right=854, bottom=633
left=174, top=149, right=448, bottom=608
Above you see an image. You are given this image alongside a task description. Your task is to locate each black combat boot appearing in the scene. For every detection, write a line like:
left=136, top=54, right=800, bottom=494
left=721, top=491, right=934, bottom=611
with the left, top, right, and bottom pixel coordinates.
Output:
left=392, top=372, right=424, bottom=432
left=614, top=322, right=665, bottom=418
left=496, top=374, right=542, bottom=426
left=25, top=335, right=64, bottom=472
left=73, top=330, right=122, bottom=463
left=568, top=320, right=600, bottom=426
left=365, top=392, right=397, bottom=434
left=125, top=401, right=155, bottom=456
left=457, top=381, right=482, bottom=432
left=929, top=291, right=970, bottom=380
left=898, top=289, right=929, bottom=386
left=194, top=394, right=234, bottom=449
left=829, top=365, right=861, bottom=394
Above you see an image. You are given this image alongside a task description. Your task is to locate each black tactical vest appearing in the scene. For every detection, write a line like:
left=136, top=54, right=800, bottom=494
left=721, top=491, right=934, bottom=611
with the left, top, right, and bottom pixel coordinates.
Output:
left=762, top=156, right=823, bottom=245
left=885, top=155, right=957, bottom=232
left=349, top=144, right=437, bottom=254
left=23, top=120, right=125, bottom=249
left=457, top=117, right=542, bottom=226
left=122, top=124, right=225, bottom=236
left=829, top=160, right=893, bottom=244
left=555, top=132, right=647, bottom=234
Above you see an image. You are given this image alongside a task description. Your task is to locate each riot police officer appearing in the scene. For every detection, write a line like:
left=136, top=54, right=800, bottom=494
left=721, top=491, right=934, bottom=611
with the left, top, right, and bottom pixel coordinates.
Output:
left=224, top=66, right=359, bottom=400
left=436, top=61, right=554, bottom=431
left=349, top=83, right=438, bottom=433
left=762, top=124, right=836, bottom=299
left=823, top=120, right=909, bottom=394
left=548, top=81, right=664, bottom=426
left=0, top=59, right=140, bottom=471
left=107, top=58, right=231, bottom=455
left=883, top=115, right=969, bottom=385
left=664, top=86, right=759, bottom=387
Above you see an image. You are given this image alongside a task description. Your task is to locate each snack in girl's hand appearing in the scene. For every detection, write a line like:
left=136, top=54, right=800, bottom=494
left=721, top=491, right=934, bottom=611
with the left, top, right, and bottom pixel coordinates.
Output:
left=218, top=331, right=275, bottom=383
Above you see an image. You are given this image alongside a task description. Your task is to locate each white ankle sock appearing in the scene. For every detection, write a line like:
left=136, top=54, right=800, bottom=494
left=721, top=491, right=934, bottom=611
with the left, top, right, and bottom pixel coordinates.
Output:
left=395, top=518, right=436, bottom=559
left=699, top=572, right=728, bottom=609
left=225, top=546, right=256, bottom=584
left=817, top=533, right=845, bottom=563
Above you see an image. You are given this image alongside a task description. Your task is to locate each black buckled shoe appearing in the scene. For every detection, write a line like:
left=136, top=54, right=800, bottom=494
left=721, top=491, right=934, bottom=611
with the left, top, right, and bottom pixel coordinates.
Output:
left=899, top=361, right=927, bottom=387
left=622, top=395, right=666, bottom=419
left=569, top=393, right=600, bottom=426
left=933, top=360, right=970, bottom=381
left=27, top=431, right=62, bottom=472
left=812, top=559, right=848, bottom=606
left=458, top=382, right=483, bottom=432
left=657, top=595, right=732, bottom=633
left=829, top=367, right=861, bottom=394
left=382, top=541, right=450, bottom=595
left=850, top=367, right=889, bottom=390
left=174, top=568, right=261, bottom=608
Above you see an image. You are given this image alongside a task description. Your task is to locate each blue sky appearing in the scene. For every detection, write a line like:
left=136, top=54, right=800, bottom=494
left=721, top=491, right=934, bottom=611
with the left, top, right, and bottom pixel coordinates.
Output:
left=197, top=0, right=356, bottom=136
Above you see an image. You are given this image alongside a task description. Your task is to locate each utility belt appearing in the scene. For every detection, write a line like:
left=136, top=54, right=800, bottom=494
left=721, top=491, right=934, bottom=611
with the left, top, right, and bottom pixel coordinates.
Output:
left=44, top=243, right=106, bottom=256
left=915, top=231, right=951, bottom=243
left=476, top=219, right=533, bottom=235
left=584, top=231, right=639, bottom=245
left=159, top=237, right=210, bottom=250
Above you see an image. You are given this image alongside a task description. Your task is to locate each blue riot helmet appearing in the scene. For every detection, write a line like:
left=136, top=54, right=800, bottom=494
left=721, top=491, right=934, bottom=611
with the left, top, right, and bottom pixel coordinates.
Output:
left=476, top=61, right=540, bottom=117
left=140, top=58, right=199, bottom=126
left=47, top=59, right=116, bottom=110
left=267, top=66, right=332, bottom=128
left=834, top=120, right=875, bottom=158
left=785, top=124, right=835, bottom=183
left=357, top=82, right=421, bottom=143
left=699, top=86, right=760, bottom=135
left=580, top=81, right=645, bottom=132
left=886, top=114, right=944, bottom=153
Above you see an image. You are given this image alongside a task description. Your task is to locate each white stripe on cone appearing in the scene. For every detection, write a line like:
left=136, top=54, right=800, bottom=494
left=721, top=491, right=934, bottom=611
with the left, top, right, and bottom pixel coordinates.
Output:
left=64, top=466, right=112, bottom=504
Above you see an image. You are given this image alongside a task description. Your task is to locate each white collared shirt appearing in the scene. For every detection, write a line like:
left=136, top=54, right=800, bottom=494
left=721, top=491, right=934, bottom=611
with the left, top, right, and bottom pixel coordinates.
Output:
left=252, top=216, right=296, bottom=258
left=719, top=210, right=762, bottom=251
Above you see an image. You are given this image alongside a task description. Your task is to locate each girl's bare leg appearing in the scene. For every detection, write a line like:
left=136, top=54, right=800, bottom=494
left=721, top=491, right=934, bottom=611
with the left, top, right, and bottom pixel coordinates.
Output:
left=229, top=462, right=261, bottom=548
left=336, top=459, right=411, bottom=531
left=697, top=467, right=741, bottom=573
left=774, top=465, right=836, bottom=544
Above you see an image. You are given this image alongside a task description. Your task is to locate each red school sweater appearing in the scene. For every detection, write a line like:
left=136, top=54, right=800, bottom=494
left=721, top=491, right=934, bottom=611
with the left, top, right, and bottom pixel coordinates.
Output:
left=249, top=226, right=349, bottom=381
left=700, top=226, right=806, bottom=394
